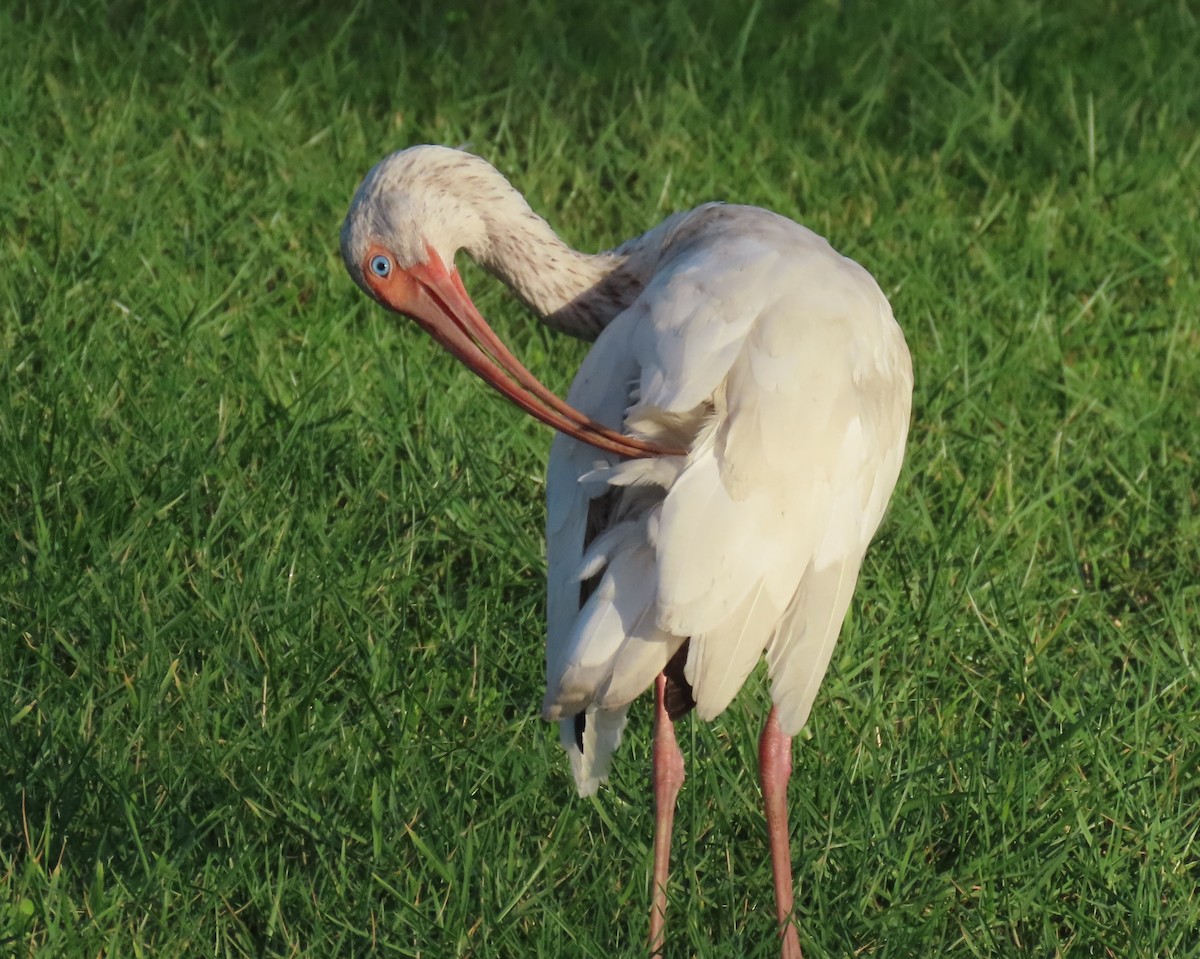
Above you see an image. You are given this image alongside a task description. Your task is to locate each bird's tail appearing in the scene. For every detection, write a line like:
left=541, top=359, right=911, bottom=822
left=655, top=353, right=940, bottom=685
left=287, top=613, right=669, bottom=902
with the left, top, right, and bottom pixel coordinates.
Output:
left=558, top=707, right=629, bottom=796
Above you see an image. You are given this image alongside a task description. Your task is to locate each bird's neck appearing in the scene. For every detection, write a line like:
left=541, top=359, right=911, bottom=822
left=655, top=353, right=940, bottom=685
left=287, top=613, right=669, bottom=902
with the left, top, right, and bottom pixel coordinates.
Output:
left=468, top=196, right=652, bottom=342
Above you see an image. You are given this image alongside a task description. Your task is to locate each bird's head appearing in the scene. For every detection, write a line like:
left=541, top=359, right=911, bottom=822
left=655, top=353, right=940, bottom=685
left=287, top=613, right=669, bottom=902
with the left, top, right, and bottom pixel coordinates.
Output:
left=340, top=145, right=678, bottom=460
left=340, top=145, right=492, bottom=315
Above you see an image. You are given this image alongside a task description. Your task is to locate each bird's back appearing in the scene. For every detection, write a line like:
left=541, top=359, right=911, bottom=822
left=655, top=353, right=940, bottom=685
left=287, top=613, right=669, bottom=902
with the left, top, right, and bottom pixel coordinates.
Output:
left=544, top=205, right=912, bottom=794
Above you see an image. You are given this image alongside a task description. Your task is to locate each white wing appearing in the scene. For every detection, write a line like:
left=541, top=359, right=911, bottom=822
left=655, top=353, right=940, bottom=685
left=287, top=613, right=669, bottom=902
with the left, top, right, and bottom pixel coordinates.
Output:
left=544, top=206, right=912, bottom=794
left=543, top=325, right=687, bottom=795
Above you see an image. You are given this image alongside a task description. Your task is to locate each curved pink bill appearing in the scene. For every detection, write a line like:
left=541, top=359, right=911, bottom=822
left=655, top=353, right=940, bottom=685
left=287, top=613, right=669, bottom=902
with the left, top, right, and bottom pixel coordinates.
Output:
left=370, top=246, right=684, bottom=459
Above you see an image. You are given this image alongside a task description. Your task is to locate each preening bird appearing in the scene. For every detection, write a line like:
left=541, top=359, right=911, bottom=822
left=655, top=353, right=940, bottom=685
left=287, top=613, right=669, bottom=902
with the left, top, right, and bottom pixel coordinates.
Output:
left=341, top=145, right=912, bottom=959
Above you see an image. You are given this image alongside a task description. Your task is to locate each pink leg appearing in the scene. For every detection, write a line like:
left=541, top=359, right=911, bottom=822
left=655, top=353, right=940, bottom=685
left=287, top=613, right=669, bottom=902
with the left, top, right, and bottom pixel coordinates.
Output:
left=650, top=673, right=685, bottom=958
left=759, top=708, right=803, bottom=959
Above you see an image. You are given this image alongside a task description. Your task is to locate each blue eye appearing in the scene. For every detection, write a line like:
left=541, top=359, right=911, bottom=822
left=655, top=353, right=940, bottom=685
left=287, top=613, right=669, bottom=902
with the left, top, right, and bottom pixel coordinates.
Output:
left=369, top=254, right=391, bottom=277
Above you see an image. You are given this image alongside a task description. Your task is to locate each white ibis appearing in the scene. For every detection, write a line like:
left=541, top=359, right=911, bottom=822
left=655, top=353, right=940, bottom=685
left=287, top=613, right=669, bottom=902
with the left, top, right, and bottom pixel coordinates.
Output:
left=341, top=145, right=912, bottom=958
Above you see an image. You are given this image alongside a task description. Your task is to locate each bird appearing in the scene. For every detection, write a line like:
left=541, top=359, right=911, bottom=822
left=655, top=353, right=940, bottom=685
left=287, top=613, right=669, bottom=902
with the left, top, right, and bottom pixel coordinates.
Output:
left=341, top=145, right=912, bottom=959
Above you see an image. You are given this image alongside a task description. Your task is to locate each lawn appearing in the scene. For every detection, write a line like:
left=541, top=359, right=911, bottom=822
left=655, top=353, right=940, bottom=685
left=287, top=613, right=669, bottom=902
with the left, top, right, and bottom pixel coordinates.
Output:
left=2, top=0, right=1198, bottom=956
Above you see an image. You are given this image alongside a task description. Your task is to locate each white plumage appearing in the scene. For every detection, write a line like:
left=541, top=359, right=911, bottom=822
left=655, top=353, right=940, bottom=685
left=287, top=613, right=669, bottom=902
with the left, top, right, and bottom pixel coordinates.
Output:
left=341, top=145, right=912, bottom=959
left=542, top=206, right=910, bottom=794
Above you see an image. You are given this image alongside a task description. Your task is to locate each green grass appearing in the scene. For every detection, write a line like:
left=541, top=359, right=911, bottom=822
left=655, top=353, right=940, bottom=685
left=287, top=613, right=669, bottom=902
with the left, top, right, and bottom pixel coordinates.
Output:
left=2, top=0, right=1198, bottom=955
